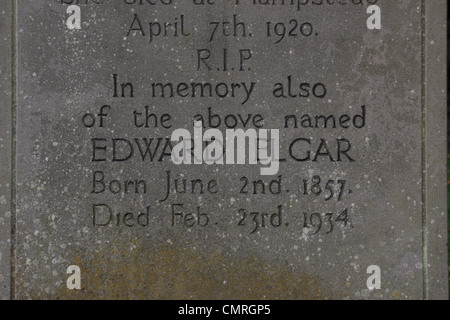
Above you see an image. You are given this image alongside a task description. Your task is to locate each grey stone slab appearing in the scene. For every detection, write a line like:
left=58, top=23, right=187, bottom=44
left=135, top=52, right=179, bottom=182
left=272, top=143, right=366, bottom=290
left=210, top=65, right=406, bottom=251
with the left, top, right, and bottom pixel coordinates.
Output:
left=423, top=0, right=448, bottom=300
left=9, top=0, right=448, bottom=299
left=0, top=0, right=12, bottom=300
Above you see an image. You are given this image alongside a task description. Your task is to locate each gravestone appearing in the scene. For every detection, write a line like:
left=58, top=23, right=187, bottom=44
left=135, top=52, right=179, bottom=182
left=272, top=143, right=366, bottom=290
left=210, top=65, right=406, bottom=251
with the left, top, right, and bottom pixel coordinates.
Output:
left=0, top=0, right=447, bottom=300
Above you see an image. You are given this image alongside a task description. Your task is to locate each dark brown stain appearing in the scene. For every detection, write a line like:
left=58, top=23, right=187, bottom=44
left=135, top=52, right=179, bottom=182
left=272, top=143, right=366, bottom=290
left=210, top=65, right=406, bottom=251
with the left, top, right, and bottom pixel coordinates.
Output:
left=20, top=239, right=344, bottom=300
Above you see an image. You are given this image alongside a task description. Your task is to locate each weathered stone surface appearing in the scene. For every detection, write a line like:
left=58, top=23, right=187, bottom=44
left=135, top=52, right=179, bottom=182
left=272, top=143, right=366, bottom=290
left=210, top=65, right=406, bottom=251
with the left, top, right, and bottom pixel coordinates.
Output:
left=3, top=0, right=447, bottom=299
left=0, top=0, right=12, bottom=300
left=423, top=0, right=448, bottom=300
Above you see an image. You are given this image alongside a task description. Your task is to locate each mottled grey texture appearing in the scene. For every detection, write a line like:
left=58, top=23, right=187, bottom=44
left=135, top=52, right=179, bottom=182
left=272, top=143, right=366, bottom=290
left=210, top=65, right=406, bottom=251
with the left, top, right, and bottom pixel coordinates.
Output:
left=2, top=0, right=446, bottom=299
left=423, top=0, right=448, bottom=300
left=0, top=0, right=12, bottom=300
